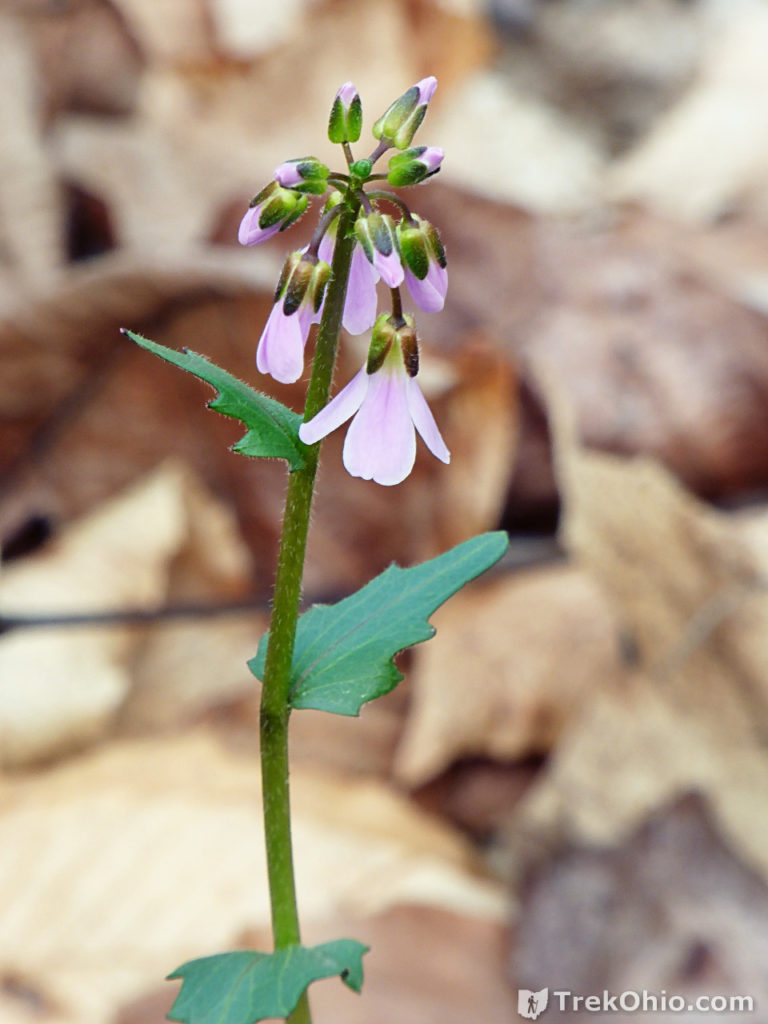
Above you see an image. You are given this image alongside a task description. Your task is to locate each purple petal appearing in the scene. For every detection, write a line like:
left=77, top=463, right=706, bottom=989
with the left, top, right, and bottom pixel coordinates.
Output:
left=318, top=229, right=335, bottom=266
left=238, top=205, right=282, bottom=246
left=343, top=367, right=416, bottom=485
left=336, top=81, right=358, bottom=105
left=273, top=161, right=303, bottom=188
left=415, top=76, right=437, bottom=105
left=406, top=377, right=450, bottom=463
left=372, top=247, right=404, bottom=288
left=256, top=303, right=306, bottom=384
left=404, top=261, right=447, bottom=314
left=343, top=244, right=379, bottom=335
left=299, top=367, right=369, bottom=445
left=419, top=146, right=444, bottom=174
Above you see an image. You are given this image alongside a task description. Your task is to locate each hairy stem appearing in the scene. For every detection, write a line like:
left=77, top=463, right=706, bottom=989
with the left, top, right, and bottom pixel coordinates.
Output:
left=259, top=192, right=361, bottom=1024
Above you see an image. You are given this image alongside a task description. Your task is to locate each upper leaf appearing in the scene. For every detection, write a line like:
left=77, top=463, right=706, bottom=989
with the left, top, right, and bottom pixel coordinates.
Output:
left=249, top=531, right=509, bottom=715
left=124, top=330, right=306, bottom=470
left=167, top=939, right=368, bottom=1024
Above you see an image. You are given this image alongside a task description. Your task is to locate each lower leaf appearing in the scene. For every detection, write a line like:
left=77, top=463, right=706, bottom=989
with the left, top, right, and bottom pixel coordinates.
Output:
left=249, top=531, right=509, bottom=716
left=167, top=939, right=368, bottom=1024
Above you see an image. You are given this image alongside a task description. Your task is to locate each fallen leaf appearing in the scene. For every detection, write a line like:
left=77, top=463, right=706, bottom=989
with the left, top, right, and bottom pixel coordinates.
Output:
left=0, top=12, right=63, bottom=284
left=609, top=5, right=768, bottom=223
left=30, top=0, right=144, bottom=120
left=523, top=214, right=768, bottom=500
left=432, top=69, right=604, bottom=213
left=0, top=461, right=256, bottom=763
left=395, top=563, right=622, bottom=786
left=502, top=379, right=768, bottom=893
left=513, top=794, right=768, bottom=1014
left=0, top=731, right=507, bottom=1024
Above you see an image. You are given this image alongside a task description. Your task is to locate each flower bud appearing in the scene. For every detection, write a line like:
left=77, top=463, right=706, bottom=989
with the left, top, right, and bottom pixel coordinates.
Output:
left=238, top=181, right=308, bottom=246
left=276, top=252, right=331, bottom=317
left=354, top=211, right=403, bottom=287
left=397, top=215, right=447, bottom=313
left=386, top=146, right=444, bottom=187
left=372, top=77, right=437, bottom=149
left=328, top=81, right=363, bottom=144
left=397, top=215, right=446, bottom=279
left=350, top=158, right=373, bottom=181
left=274, top=157, right=330, bottom=195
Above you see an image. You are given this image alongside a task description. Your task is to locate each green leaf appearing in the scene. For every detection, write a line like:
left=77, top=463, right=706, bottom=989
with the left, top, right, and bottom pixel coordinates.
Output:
left=249, top=531, right=509, bottom=715
left=124, top=330, right=306, bottom=470
left=167, top=939, right=368, bottom=1024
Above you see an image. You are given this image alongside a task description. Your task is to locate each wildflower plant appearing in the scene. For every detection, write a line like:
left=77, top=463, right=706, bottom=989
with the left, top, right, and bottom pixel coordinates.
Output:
left=124, top=77, right=508, bottom=1024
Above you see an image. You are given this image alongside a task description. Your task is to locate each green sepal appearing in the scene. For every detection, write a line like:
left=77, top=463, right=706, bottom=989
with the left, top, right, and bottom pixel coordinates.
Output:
left=366, top=313, right=396, bottom=373
left=124, top=331, right=307, bottom=470
left=292, top=178, right=331, bottom=196
left=387, top=162, right=427, bottom=187
left=328, top=92, right=362, bottom=144
left=397, top=225, right=429, bottom=280
left=282, top=259, right=313, bottom=316
left=372, top=85, right=418, bottom=142
left=249, top=532, right=509, bottom=716
left=278, top=193, right=309, bottom=231
left=167, top=940, right=368, bottom=1024
left=387, top=147, right=429, bottom=187
left=392, top=105, right=426, bottom=149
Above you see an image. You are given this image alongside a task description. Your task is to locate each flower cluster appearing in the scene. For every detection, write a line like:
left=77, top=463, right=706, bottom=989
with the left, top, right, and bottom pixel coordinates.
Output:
left=238, top=78, right=449, bottom=485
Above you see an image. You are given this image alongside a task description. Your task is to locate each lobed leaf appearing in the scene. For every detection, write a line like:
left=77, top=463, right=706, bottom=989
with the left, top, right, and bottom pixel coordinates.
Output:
left=250, top=531, right=509, bottom=715
left=167, top=939, right=368, bottom=1024
left=124, top=330, right=306, bottom=470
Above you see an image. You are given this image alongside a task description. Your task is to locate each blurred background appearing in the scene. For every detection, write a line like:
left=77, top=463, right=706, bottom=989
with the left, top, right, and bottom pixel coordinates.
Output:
left=3, top=0, right=768, bottom=1021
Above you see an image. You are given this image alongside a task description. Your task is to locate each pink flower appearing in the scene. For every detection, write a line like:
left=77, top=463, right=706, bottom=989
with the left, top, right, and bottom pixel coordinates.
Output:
left=404, top=260, right=448, bottom=313
left=328, top=82, right=362, bottom=144
left=257, top=300, right=314, bottom=383
left=238, top=182, right=308, bottom=247
left=355, top=212, right=404, bottom=289
left=273, top=157, right=329, bottom=194
left=415, top=76, right=438, bottom=106
left=299, top=318, right=449, bottom=486
left=256, top=253, right=330, bottom=383
left=373, top=77, right=439, bottom=150
left=387, top=145, right=444, bottom=187
left=397, top=215, right=447, bottom=313
left=238, top=205, right=283, bottom=246
left=318, top=224, right=379, bottom=335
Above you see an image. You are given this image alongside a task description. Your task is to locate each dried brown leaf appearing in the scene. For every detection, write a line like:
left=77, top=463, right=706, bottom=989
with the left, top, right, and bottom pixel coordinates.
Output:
left=514, top=794, right=768, bottom=1008
left=609, top=6, right=768, bottom=223
left=0, top=13, right=64, bottom=283
left=0, top=731, right=506, bottom=1024
left=395, top=563, right=622, bottom=786
left=0, top=461, right=254, bottom=764
left=504, top=380, right=768, bottom=888
left=30, top=0, right=144, bottom=119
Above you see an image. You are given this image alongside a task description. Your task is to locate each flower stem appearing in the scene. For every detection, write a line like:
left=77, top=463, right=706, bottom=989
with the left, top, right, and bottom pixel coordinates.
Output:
left=259, top=191, right=361, bottom=1024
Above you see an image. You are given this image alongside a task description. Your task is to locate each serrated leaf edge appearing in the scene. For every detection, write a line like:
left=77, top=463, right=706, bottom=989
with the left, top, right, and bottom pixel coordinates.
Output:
left=123, top=329, right=306, bottom=470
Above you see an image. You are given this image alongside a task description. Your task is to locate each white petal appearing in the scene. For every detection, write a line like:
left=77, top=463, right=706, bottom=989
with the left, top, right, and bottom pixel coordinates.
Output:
left=343, top=366, right=416, bottom=485
left=299, top=367, right=369, bottom=445
left=238, top=206, right=281, bottom=246
left=318, top=229, right=335, bottom=265
left=373, top=247, right=404, bottom=288
left=343, top=244, right=379, bottom=335
left=256, top=304, right=305, bottom=383
left=406, top=377, right=450, bottom=463
left=404, top=263, right=446, bottom=314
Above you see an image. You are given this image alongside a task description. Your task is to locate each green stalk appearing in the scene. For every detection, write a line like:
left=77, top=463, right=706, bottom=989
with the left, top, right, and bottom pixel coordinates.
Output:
left=259, top=192, right=361, bottom=1024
